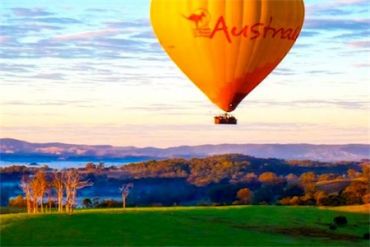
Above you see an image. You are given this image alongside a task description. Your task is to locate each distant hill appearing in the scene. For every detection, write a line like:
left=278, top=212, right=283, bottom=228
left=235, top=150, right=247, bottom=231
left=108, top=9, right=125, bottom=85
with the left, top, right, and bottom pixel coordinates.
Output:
left=0, top=138, right=369, bottom=162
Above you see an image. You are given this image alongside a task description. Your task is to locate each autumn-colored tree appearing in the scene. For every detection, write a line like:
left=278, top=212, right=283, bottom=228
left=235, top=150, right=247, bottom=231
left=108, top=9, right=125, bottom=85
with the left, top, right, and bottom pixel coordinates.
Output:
left=9, top=195, right=27, bottom=208
left=20, top=175, right=32, bottom=214
left=361, top=163, right=370, bottom=182
left=258, top=172, right=280, bottom=184
left=279, top=196, right=300, bottom=205
left=317, top=174, right=334, bottom=182
left=45, top=186, right=53, bottom=213
left=347, top=169, right=359, bottom=179
left=85, top=163, right=96, bottom=172
left=286, top=173, right=299, bottom=185
left=52, top=171, right=64, bottom=213
left=30, top=170, right=47, bottom=213
left=236, top=188, right=253, bottom=204
left=314, top=190, right=328, bottom=206
left=362, top=193, right=370, bottom=204
left=342, top=181, right=368, bottom=205
left=299, top=172, right=317, bottom=194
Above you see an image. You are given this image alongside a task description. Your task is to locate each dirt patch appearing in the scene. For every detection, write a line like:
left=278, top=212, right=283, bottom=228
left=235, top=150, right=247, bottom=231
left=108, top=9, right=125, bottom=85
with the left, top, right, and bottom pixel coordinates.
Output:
left=179, top=215, right=362, bottom=242
left=275, top=227, right=360, bottom=241
left=232, top=224, right=361, bottom=241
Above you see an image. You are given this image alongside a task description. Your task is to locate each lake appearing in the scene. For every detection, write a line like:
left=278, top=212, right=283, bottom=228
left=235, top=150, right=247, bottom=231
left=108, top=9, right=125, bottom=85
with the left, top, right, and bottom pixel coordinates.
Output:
left=0, top=158, right=150, bottom=169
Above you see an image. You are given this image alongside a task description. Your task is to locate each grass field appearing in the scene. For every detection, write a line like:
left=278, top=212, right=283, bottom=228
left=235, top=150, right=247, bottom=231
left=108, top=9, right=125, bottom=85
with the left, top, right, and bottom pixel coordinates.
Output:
left=1, top=206, right=369, bottom=246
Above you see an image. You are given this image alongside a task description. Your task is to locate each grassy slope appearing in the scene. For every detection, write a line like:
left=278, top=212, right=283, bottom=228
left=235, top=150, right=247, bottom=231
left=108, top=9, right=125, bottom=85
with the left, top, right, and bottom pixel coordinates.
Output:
left=1, top=206, right=369, bottom=247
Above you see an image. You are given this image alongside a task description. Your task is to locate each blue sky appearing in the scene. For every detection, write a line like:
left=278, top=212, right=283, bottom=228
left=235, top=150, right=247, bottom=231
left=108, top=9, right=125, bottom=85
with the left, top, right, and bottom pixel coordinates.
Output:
left=0, top=0, right=369, bottom=147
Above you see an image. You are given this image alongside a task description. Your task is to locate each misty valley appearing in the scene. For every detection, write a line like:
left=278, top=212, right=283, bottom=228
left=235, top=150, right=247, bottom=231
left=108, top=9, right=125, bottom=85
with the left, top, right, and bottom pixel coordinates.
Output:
left=1, top=154, right=369, bottom=209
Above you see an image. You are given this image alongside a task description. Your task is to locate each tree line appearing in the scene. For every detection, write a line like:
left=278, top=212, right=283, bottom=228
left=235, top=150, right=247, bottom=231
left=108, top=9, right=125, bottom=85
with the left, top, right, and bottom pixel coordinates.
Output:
left=3, top=155, right=369, bottom=208
left=18, top=169, right=91, bottom=214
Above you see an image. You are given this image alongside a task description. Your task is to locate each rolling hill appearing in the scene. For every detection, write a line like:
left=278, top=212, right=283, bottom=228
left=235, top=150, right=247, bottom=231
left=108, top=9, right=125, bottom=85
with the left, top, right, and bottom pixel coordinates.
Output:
left=1, top=206, right=369, bottom=246
left=1, top=138, right=369, bottom=162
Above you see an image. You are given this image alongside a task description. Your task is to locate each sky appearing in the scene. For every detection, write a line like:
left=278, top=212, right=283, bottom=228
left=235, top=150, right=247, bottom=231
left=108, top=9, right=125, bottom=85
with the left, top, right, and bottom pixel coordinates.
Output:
left=0, top=0, right=369, bottom=147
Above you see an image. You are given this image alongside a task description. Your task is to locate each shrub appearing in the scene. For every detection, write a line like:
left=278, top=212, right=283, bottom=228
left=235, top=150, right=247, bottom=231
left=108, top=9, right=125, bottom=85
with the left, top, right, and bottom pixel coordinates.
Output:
left=82, top=198, right=92, bottom=208
left=363, top=233, right=370, bottom=240
left=329, top=224, right=337, bottom=230
left=96, top=199, right=121, bottom=208
left=333, top=216, right=348, bottom=226
left=8, top=195, right=27, bottom=208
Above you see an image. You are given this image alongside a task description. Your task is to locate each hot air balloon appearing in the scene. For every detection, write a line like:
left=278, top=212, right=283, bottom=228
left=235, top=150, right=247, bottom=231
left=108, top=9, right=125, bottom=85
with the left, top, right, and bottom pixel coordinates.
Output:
left=151, top=0, right=305, bottom=124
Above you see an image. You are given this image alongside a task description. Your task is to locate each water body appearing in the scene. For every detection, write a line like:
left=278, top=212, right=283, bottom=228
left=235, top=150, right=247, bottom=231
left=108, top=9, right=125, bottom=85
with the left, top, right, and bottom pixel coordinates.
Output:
left=0, top=158, right=150, bottom=169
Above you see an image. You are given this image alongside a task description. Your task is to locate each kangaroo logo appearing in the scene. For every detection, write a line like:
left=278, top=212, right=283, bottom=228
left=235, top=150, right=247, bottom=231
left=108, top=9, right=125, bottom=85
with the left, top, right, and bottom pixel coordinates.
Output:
left=183, top=8, right=211, bottom=37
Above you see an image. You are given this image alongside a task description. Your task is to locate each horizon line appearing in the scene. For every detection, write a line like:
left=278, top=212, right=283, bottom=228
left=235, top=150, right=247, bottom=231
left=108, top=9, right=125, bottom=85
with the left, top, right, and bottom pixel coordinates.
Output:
left=1, top=137, right=369, bottom=149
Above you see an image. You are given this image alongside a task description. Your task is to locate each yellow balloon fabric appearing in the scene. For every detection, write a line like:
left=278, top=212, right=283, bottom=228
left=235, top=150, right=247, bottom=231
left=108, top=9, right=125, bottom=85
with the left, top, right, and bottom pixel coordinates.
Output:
left=151, top=0, right=305, bottom=112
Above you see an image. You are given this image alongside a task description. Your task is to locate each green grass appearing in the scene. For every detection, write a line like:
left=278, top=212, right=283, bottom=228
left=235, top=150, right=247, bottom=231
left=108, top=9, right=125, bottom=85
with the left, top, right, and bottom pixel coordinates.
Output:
left=1, top=206, right=369, bottom=246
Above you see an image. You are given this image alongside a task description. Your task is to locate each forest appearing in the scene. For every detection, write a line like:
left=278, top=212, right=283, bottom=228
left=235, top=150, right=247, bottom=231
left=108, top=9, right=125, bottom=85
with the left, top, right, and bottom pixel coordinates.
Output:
left=1, top=154, right=369, bottom=211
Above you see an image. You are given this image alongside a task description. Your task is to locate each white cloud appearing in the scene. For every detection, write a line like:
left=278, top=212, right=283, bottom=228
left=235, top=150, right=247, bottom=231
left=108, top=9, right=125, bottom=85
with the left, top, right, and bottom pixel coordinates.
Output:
left=52, top=29, right=120, bottom=42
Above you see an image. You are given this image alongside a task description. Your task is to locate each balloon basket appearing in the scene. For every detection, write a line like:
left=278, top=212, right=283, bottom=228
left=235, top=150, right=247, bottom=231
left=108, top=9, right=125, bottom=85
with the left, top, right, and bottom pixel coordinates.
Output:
left=214, top=113, right=237, bottom=125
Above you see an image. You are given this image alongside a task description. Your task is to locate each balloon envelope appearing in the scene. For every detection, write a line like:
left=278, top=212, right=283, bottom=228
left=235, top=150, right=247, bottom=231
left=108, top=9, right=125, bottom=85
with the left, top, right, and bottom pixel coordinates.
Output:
left=151, top=0, right=305, bottom=112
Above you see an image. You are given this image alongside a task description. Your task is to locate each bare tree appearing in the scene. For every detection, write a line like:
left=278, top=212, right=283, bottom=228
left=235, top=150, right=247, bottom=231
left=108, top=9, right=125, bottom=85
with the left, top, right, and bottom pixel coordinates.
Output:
left=63, top=169, right=92, bottom=214
left=36, top=170, right=47, bottom=213
left=119, top=183, right=134, bottom=208
left=30, top=178, right=39, bottom=213
left=20, top=175, right=32, bottom=214
left=53, top=171, right=64, bottom=213
left=45, top=186, right=53, bottom=213
left=29, top=170, right=47, bottom=213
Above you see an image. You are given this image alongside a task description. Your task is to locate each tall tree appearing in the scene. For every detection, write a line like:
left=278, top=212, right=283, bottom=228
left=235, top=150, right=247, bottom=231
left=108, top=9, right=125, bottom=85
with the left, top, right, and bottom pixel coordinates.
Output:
left=53, top=172, right=64, bottom=213
left=63, top=169, right=92, bottom=214
left=119, top=183, right=134, bottom=208
left=20, top=175, right=32, bottom=214
left=29, top=170, right=47, bottom=213
left=36, top=170, right=47, bottom=213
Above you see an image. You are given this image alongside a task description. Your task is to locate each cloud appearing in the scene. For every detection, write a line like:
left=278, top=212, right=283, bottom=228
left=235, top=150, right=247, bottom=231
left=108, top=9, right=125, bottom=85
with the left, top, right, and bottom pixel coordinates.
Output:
left=0, top=64, right=35, bottom=73
left=331, top=0, right=368, bottom=6
left=131, top=30, right=156, bottom=39
left=1, top=99, right=91, bottom=107
left=353, top=63, right=370, bottom=68
left=273, top=68, right=298, bottom=76
left=348, top=40, right=370, bottom=48
left=28, top=28, right=163, bottom=59
left=12, top=8, right=52, bottom=17
left=33, top=17, right=81, bottom=24
left=31, top=73, right=66, bottom=80
left=0, top=24, right=62, bottom=36
left=122, top=103, right=193, bottom=113
left=299, top=30, right=322, bottom=38
left=335, top=30, right=370, bottom=39
left=0, top=36, right=10, bottom=43
left=306, top=0, right=369, bottom=16
left=51, top=29, right=121, bottom=42
left=106, top=19, right=150, bottom=29
left=304, top=18, right=370, bottom=31
left=86, top=8, right=112, bottom=13
left=249, top=100, right=369, bottom=110
left=306, top=70, right=343, bottom=75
